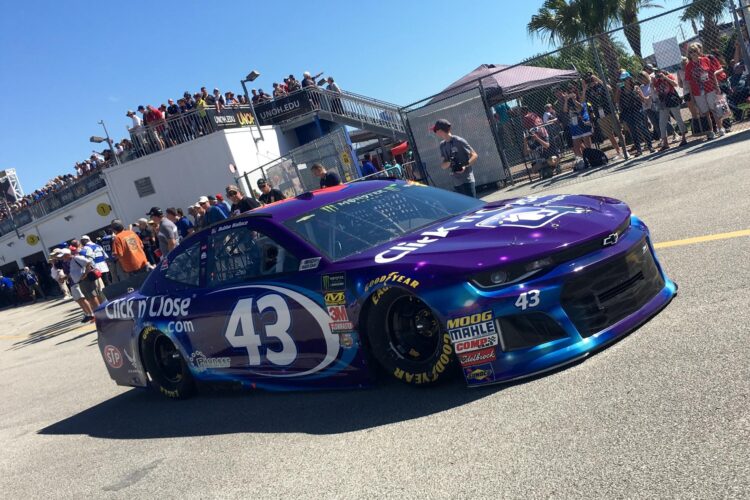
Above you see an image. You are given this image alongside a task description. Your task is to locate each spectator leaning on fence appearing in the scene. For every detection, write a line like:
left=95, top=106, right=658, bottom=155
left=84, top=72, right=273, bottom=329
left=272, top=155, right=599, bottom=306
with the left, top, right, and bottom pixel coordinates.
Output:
left=652, top=69, right=688, bottom=150
left=226, top=184, right=261, bottom=216
left=311, top=163, right=341, bottom=189
left=257, top=179, right=286, bottom=204
left=617, top=71, right=654, bottom=157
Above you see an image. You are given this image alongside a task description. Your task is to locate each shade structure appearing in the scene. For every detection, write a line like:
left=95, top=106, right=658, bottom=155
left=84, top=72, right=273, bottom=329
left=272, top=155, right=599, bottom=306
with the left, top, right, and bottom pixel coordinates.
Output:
left=390, top=141, right=409, bottom=156
left=430, top=64, right=580, bottom=104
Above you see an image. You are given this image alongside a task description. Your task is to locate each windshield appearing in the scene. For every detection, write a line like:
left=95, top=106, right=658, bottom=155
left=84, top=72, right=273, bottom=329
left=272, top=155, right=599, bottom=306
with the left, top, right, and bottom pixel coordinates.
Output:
left=284, top=182, right=484, bottom=261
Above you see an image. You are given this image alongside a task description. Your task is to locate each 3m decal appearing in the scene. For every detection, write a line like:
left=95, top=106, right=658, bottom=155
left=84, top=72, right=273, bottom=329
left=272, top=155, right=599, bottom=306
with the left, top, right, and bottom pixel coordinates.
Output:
left=454, top=334, right=499, bottom=354
left=364, top=272, right=420, bottom=292
left=392, top=334, right=453, bottom=384
left=463, top=363, right=496, bottom=382
left=189, top=351, right=231, bottom=372
left=322, top=272, right=346, bottom=291
left=447, top=311, right=496, bottom=342
left=515, top=290, right=541, bottom=311
left=103, top=345, right=123, bottom=369
left=375, top=226, right=458, bottom=264
left=299, top=257, right=321, bottom=271
left=475, top=206, right=587, bottom=229
left=327, top=304, right=353, bottom=331
left=458, top=347, right=497, bottom=367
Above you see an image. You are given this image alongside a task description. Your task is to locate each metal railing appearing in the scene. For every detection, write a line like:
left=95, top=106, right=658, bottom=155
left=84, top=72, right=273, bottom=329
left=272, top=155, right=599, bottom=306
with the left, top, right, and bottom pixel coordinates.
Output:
left=0, top=172, right=108, bottom=236
left=126, top=109, right=218, bottom=159
left=305, top=87, right=407, bottom=136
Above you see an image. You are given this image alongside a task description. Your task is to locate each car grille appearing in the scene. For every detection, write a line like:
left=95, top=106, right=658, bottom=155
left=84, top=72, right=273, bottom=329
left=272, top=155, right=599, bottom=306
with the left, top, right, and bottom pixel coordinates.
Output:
left=560, top=238, right=664, bottom=338
left=497, top=314, right=568, bottom=351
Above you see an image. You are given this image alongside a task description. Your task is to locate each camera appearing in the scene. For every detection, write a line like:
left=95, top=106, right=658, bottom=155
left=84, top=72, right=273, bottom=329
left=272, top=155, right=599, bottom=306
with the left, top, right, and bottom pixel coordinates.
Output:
left=449, top=153, right=464, bottom=172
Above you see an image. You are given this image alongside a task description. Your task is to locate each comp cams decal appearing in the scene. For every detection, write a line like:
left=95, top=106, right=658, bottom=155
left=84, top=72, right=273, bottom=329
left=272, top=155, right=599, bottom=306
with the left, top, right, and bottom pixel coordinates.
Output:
left=454, top=334, right=499, bottom=355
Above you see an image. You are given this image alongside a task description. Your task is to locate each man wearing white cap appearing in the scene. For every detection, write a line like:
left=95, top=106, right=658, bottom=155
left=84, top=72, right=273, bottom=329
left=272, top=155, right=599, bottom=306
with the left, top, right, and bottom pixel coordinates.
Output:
left=49, top=249, right=72, bottom=299
left=80, top=235, right=111, bottom=285
left=59, top=249, right=97, bottom=322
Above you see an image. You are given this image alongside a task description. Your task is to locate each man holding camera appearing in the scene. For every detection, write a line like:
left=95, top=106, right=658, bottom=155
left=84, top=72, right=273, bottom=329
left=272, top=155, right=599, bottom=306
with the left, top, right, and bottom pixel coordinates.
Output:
left=433, top=119, right=478, bottom=198
left=523, top=125, right=560, bottom=179
left=582, top=72, right=623, bottom=159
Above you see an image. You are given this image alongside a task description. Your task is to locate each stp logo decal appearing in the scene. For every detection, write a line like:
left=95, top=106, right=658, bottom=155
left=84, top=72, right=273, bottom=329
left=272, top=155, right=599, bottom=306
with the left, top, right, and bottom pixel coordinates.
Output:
left=104, top=345, right=123, bottom=368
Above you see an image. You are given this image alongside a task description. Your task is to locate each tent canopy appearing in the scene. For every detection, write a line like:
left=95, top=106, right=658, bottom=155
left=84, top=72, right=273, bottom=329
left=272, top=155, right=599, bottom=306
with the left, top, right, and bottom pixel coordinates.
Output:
left=431, top=64, right=580, bottom=104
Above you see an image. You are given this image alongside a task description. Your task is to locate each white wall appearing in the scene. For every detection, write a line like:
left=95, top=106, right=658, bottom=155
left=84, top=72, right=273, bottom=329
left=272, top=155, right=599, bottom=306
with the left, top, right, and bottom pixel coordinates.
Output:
left=0, top=127, right=292, bottom=268
left=0, top=191, right=115, bottom=266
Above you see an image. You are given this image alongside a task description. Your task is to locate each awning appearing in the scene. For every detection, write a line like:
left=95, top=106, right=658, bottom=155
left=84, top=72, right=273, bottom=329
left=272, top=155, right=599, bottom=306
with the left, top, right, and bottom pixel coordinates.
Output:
left=390, top=141, right=409, bottom=156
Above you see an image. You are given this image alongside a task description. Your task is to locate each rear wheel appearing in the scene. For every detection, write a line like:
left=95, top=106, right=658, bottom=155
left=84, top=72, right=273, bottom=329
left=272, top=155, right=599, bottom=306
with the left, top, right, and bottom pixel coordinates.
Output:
left=140, top=327, right=195, bottom=399
left=365, top=289, right=455, bottom=385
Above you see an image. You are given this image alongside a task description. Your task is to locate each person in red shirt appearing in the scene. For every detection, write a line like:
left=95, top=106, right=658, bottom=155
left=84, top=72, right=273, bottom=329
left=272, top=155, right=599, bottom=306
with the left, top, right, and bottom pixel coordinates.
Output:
left=145, top=105, right=166, bottom=150
left=684, top=43, right=725, bottom=139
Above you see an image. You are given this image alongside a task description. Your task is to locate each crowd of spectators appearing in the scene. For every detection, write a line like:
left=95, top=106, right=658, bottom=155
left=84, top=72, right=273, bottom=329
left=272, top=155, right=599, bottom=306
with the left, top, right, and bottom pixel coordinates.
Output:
left=2, top=70, right=342, bottom=226
left=513, top=40, right=750, bottom=177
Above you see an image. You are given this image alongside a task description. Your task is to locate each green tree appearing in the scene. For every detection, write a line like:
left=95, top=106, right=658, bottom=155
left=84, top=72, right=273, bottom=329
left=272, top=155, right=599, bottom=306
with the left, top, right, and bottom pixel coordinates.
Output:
left=620, top=0, right=663, bottom=59
left=681, top=0, right=729, bottom=53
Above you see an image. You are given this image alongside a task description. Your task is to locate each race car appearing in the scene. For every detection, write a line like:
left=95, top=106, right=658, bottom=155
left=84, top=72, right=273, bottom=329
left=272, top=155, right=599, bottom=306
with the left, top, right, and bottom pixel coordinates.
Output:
left=96, top=180, right=676, bottom=398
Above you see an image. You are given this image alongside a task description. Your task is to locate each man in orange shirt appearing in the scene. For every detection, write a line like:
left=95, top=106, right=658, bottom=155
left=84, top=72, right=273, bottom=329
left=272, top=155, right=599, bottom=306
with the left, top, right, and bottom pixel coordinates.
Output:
left=110, top=219, right=149, bottom=275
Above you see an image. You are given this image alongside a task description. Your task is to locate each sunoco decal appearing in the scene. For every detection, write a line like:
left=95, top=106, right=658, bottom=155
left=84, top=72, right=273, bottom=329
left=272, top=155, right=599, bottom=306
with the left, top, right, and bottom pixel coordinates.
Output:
left=463, top=363, right=496, bottom=382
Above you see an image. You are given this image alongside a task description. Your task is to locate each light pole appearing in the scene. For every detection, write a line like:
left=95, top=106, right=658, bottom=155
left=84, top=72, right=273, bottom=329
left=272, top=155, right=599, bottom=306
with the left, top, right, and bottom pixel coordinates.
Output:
left=240, top=70, right=264, bottom=142
left=90, top=120, right=120, bottom=166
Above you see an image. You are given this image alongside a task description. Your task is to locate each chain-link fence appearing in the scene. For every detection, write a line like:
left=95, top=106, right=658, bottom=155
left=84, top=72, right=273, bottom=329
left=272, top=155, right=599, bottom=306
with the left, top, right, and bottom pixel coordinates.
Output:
left=402, top=0, right=750, bottom=188
left=238, top=128, right=359, bottom=199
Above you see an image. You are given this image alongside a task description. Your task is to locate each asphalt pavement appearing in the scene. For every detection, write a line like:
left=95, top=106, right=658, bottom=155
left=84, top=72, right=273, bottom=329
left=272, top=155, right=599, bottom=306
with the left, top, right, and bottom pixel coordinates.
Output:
left=1, top=132, right=748, bottom=499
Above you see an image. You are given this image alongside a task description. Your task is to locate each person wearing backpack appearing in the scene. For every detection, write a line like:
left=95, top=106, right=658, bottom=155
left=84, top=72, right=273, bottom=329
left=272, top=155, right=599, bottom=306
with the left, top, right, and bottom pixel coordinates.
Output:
left=20, top=266, right=45, bottom=302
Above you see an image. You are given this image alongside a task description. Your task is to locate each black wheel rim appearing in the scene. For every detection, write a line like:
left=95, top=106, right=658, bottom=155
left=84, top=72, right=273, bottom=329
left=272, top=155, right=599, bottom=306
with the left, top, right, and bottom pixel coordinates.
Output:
left=153, top=334, right=184, bottom=384
left=385, top=295, right=441, bottom=362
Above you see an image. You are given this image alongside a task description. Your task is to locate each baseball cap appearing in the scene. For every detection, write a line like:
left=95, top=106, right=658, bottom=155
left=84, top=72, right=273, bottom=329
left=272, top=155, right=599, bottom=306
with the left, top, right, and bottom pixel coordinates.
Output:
left=619, top=71, right=632, bottom=80
left=137, top=105, right=145, bottom=111
left=111, top=219, right=125, bottom=231
left=215, top=194, right=224, bottom=201
left=645, top=63, right=655, bottom=70
left=126, top=110, right=134, bottom=116
left=137, top=217, right=149, bottom=224
left=257, top=179, right=268, bottom=188
left=59, top=248, right=72, bottom=256
left=225, top=184, right=240, bottom=195
left=432, top=119, right=451, bottom=133
left=80, top=235, right=91, bottom=242
left=146, top=207, right=163, bottom=217
left=198, top=196, right=209, bottom=204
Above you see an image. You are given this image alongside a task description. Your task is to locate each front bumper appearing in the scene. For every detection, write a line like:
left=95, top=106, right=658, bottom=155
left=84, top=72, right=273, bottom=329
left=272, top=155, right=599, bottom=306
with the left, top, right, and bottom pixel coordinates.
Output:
left=437, top=217, right=677, bottom=387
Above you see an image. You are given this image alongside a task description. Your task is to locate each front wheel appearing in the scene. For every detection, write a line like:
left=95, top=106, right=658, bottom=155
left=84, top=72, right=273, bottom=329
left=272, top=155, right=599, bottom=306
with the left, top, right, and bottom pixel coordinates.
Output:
left=140, top=327, right=195, bottom=399
left=365, top=289, right=455, bottom=385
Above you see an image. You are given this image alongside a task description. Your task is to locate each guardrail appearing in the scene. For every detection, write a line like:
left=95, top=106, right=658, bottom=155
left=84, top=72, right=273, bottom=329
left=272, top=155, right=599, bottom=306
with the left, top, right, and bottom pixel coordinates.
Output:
left=305, top=87, right=407, bottom=135
left=0, top=172, right=107, bottom=236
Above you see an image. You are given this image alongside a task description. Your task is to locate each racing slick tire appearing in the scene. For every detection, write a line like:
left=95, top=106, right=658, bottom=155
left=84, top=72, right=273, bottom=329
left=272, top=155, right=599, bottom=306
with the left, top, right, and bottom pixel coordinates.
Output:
left=140, top=327, right=196, bottom=399
left=365, top=288, right=456, bottom=386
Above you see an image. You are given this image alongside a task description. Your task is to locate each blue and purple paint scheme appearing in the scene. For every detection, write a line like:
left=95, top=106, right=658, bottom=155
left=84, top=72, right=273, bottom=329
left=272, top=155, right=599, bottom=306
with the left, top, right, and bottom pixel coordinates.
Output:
left=96, top=181, right=676, bottom=397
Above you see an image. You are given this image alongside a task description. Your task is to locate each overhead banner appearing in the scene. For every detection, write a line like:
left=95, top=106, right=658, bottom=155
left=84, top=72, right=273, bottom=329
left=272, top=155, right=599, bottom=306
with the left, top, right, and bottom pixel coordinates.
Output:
left=253, top=92, right=313, bottom=126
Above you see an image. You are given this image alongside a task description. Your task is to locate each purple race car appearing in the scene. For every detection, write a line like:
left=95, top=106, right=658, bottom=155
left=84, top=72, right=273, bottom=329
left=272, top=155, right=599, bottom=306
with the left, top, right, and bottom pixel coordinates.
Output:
left=95, top=180, right=676, bottom=398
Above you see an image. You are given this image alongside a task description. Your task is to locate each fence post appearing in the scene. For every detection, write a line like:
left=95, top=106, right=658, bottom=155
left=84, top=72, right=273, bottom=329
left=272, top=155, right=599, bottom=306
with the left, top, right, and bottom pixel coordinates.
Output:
left=591, top=37, right=629, bottom=161
left=730, top=0, right=750, bottom=71
left=400, top=110, right=428, bottom=184
left=478, top=79, right=513, bottom=185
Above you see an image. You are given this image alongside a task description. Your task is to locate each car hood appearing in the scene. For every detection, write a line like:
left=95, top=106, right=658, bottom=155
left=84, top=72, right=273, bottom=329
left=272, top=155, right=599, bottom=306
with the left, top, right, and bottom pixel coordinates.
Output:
left=358, top=194, right=631, bottom=270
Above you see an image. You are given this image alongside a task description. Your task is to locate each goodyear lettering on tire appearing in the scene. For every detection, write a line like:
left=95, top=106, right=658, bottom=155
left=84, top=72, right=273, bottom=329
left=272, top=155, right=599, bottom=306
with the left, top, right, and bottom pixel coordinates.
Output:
left=392, top=334, right=453, bottom=384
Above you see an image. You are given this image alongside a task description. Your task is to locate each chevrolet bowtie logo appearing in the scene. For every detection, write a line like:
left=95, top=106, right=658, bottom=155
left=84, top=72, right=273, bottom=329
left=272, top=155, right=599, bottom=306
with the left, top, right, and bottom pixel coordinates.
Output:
left=602, top=233, right=619, bottom=246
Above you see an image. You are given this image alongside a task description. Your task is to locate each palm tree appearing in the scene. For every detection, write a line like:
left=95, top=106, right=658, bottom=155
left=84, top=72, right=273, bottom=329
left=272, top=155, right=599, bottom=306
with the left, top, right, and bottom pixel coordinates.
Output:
left=620, top=0, right=663, bottom=59
left=527, top=0, right=622, bottom=82
left=681, top=0, right=729, bottom=53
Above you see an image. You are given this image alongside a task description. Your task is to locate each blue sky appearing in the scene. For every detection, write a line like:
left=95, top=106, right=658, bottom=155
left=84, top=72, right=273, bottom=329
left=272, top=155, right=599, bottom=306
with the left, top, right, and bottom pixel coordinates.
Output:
left=0, top=0, right=689, bottom=192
